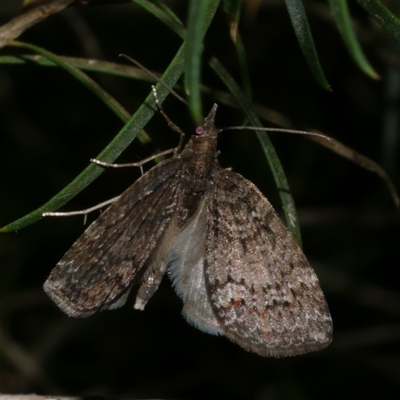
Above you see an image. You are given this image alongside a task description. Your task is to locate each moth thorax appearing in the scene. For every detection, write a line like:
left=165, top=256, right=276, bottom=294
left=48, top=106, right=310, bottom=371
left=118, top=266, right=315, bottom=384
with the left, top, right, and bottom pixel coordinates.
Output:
left=191, top=135, right=218, bottom=156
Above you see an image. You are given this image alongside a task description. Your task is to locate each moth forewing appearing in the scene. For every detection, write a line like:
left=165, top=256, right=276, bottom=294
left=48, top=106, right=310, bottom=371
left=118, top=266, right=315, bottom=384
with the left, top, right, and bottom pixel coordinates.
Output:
left=44, top=157, right=183, bottom=317
left=204, top=168, right=332, bottom=357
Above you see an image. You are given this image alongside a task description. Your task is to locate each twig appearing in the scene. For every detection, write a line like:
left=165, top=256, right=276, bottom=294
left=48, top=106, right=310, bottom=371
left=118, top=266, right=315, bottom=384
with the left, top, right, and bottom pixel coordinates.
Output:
left=0, top=397, right=80, bottom=400
left=0, top=0, right=76, bottom=48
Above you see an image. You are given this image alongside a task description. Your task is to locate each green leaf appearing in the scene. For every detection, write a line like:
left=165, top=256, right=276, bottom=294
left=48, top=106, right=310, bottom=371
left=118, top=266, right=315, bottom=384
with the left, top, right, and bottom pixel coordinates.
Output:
left=209, top=57, right=303, bottom=247
left=9, top=41, right=131, bottom=123
left=0, top=54, right=162, bottom=84
left=284, top=0, right=331, bottom=90
left=6, top=42, right=156, bottom=147
left=2, top=0, right=222, bottom=232
left=223, top=0, right=241, bottom=43
left=355, top=0, right=400, bottom=43
left=136, top=0, right=303, bottom=244
left=185, top=0, right=220, bottom=124
left=154, top=0, right=183, bottom=25
left=222, top=1, right=252, bottom=103
left=329, top=0, right=380, bottom=79
left=1, top=44, right=186, bottom=233
left=135, top=0, right=220, bottom=124
left=232, top=31, right=252, bottom=105
left=134, top=0, right=186, bottom=39
left=3, top=1, right=302, bottom=245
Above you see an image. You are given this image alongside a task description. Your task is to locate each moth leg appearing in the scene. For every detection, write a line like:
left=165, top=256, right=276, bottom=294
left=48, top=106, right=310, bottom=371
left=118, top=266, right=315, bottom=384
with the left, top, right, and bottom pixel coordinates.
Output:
left=134, top=263, right=167, bottom=311
left=134, top=213, right=179, bottom=310
left=151, top=85, right=186, bottom=156
left=42, top=196, right=120, bottom=219
left=90, top=147, right=175, bottom=169
left=43, top=149, right=177, bottom=219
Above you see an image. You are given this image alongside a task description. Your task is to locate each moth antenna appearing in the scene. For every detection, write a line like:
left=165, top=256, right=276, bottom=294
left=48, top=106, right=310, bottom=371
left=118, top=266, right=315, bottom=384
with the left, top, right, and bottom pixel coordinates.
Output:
left=151, top=86, right=186, bottom=155
left=119, top=54, right=188, bottom=106
left=221, top=125, right=332, bottom=142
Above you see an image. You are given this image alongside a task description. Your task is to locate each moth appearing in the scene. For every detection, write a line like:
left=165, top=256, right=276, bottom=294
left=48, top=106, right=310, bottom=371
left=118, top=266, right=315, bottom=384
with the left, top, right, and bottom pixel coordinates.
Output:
left=44, top=93, right=332, bottom=357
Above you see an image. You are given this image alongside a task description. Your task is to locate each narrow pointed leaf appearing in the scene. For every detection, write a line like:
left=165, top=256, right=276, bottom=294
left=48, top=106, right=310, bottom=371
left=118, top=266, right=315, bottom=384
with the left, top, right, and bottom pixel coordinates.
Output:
left=355, top=0, right=400, bottom=42
left=9, top=41, right=131, bottom=123
left=223, top=0, right=241, bottom=43
left=329, top=0, right=380, bottom=79
left=233, top=31, right=252, bottom=104
left=284, top=0, right=331, bottom=90
left=134, top=0, right=302, bottom=244
left=223, top=1, right=252, bottom=101
left=134, top=0, right=186, bottom=39
left=1, top=44, right=186, bottom=232
left=185, top=0, right=220, bottom=124
left=209, top=57, right=303, bottom=247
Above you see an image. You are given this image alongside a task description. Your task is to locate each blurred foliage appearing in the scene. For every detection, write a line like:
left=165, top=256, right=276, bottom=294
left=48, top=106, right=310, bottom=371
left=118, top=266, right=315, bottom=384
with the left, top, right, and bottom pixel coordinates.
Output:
left=1, top=1, right=400, bottom=399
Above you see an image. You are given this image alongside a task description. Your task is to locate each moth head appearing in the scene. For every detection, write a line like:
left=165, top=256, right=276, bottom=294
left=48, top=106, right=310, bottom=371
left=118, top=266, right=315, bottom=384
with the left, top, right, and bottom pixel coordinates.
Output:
left=195, top=104, right=222, bottom=139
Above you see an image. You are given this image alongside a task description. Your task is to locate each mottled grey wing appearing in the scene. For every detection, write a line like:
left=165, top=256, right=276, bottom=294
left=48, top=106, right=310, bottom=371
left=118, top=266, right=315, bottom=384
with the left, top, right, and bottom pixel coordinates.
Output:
left=205, top=169, right=332, bottom=357
left=44, top=158, right=183, bottom=317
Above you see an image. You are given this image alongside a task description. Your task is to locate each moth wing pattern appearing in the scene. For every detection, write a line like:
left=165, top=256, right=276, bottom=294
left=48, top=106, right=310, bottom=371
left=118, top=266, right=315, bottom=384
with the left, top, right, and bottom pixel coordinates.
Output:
left=44, top=158, right=183, bottom=317
left=205, top=168, right=333, bottom=357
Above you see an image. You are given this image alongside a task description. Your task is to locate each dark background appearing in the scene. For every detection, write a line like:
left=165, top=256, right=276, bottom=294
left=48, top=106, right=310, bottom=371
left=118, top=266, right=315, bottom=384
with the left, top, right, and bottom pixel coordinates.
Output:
left=1, top=1, right=399, bottom=399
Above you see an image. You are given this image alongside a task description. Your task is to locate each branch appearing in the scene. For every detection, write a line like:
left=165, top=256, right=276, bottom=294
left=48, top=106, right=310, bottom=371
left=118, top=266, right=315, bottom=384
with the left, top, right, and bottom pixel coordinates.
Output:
left=0, top=397, right=81, bottom=400
left=0, top=0, right=77, bottom=48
